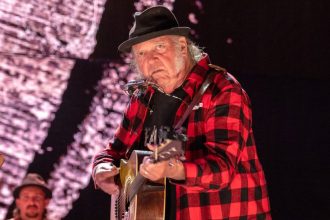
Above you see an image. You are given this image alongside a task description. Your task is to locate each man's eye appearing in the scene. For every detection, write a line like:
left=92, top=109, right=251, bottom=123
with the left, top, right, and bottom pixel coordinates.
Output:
left=137, top=51, right=145, bottom=56
left=156, top=44, right=165, bottom=50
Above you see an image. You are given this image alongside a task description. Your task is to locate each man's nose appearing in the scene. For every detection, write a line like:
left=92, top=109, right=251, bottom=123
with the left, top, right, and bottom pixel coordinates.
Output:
left=146, top=50, right=159, bottom=63
left=26, top=199, right=37, bottom=206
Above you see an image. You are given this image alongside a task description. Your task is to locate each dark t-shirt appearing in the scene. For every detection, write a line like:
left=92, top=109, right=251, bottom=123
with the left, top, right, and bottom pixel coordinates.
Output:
left=139, top=86, right=186, bottom=220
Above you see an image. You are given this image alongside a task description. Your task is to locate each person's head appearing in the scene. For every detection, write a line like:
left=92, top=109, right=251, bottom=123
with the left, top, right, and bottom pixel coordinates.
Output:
left=13, top=173, right=52, bottom=220
left=118, top=6, right=203, bottom=94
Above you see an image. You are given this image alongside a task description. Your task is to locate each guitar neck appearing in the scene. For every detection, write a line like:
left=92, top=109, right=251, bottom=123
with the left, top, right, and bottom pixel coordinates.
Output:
left=128, top=173, right=146, bottom=202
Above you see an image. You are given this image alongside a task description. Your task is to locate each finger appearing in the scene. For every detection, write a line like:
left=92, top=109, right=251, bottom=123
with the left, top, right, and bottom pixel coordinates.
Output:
left=95, top=164, right=119, bottom=179
left=139, top=163, right=147, bottom=175
left=142, top=156, right=154, bottom=164
left=140, top=169, right=149, bottom=178
left=96, top=171, right=115, bottom=182
left=95, top=177, right=120, bottom=195
left=142, top=162, right=166, bottom=181
left=168, top=158, right=179, bottom=167
left=144, top=171, right=161, bottom=181
left=140, top=162, right=155, bottom=180
left=102, top=184, right=120, bottom=195
left=146, top=143, right=157, bottom=151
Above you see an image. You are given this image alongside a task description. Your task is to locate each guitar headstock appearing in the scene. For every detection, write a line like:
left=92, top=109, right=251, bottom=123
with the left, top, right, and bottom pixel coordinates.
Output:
left=149, top=139, right=185, bottom=162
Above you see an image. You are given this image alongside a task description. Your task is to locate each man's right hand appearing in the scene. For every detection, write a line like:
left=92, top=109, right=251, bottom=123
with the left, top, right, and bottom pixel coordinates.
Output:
left=93, top=163, right=120, bottom=195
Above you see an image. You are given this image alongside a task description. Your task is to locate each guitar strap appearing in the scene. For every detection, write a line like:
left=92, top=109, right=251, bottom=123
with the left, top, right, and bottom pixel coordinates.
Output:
left=173, top=64, right=225, bottom=131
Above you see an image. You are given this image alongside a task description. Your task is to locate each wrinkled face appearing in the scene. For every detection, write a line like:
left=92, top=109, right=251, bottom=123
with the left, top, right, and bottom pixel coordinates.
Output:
left=132, top=35, right=191, bottom=93
left=16, top=186, right=49, bottom=220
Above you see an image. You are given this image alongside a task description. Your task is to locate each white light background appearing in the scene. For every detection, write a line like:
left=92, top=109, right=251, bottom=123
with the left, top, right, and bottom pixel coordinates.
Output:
left=0, top=0, right=201, bottom=219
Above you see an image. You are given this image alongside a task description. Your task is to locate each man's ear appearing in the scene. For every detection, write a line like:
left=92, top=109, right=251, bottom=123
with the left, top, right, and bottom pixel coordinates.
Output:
left=45, top=198, right=50, bottom=206
left=15, top=198, right=20, bottom=207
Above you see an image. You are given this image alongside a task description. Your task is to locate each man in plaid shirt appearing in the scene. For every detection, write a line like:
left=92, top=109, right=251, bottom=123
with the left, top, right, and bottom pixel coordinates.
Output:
left=93, top=5, right=271, bottom=220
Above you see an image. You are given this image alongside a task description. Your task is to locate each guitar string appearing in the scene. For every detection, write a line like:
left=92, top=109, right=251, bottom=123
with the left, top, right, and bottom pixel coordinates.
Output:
left=117, top=193, right=123, bottom=217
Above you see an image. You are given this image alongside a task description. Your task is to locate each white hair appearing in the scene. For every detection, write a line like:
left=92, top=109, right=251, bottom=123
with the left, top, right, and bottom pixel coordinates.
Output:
left=170, top=36, right=204, bottom=64
left=187, top=39, right=204, bottom=63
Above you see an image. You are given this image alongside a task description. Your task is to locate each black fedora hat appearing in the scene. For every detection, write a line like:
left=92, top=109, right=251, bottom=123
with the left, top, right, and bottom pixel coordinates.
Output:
left=13, top=173, right=52, bottom=199
left=118, top=6, right=191, bottom=52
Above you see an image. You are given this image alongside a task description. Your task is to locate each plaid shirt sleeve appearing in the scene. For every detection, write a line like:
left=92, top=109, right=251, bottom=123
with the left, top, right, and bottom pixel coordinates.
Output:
left=92, top=93, right=149, bottom=168
left=181, top=80, right=252, bottom=190
left=172, top=59, right=271, bottom=219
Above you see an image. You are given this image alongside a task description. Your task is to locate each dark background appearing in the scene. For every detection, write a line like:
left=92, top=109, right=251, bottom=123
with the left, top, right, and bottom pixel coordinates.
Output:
left=9, top=0, right=329, bottom=219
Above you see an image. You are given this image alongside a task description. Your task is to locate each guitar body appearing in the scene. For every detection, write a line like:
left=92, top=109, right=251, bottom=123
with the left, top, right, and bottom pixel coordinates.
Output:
left=111, top=150, right=166, bottom=220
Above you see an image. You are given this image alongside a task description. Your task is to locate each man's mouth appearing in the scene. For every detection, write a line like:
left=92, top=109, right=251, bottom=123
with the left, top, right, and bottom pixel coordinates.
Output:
left=151, top=69, right=163, bottom=75
left=27, top=205, right=38, bottom=209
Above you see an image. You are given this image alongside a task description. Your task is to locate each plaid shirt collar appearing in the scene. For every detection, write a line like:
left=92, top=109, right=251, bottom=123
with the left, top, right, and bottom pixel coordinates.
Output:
left=181, top=53, right=211, bottom=100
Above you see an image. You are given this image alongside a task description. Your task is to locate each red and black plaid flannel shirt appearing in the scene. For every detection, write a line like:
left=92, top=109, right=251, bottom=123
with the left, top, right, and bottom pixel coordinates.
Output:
left=93, top=54, right=271, bottom=219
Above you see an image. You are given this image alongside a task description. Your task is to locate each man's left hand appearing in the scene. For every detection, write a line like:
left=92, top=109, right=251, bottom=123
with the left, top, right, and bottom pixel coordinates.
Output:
left=139, top=144, right=185, bottom=181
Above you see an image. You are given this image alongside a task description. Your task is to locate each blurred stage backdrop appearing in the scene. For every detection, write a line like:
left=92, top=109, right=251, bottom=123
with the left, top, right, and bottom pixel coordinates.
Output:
left=0, top=0, right=328, bottom=219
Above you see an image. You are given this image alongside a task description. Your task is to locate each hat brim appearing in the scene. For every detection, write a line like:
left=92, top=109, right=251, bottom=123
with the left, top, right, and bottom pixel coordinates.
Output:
left=118, top=27, right=191, bottom=53
left=13, top=184, right=52, bottom=199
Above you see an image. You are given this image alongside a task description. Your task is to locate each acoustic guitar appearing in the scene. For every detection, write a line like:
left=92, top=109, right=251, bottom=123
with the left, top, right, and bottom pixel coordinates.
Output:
left=110, top=139, right=184, bottom=220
